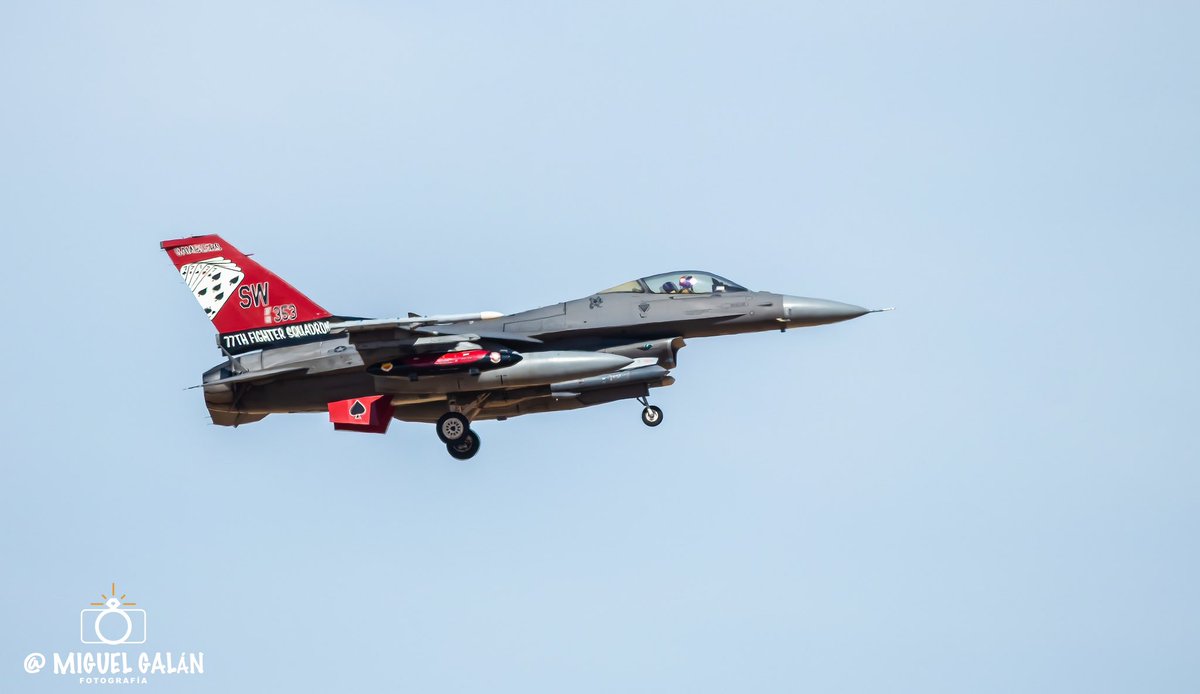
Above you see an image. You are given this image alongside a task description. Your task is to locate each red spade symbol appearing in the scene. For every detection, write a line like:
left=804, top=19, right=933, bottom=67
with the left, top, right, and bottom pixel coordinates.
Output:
left=349, top=400, right=367, bottom=420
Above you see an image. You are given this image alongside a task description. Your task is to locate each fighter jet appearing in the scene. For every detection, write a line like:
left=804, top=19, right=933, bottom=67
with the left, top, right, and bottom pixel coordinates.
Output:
left=162, top=235, right=886, bottom=459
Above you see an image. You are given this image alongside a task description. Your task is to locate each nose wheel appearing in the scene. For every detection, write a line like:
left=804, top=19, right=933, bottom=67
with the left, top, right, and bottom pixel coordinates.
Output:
left=637, top=397, right=664, bottom=427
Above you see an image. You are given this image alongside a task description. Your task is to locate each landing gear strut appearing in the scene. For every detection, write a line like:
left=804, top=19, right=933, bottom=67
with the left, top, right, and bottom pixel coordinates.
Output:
left=638, top=396, right=664, bottom=427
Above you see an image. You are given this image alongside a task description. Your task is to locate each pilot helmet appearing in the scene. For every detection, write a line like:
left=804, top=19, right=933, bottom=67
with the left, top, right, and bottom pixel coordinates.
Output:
left=679, top=275, right=696, bottom=291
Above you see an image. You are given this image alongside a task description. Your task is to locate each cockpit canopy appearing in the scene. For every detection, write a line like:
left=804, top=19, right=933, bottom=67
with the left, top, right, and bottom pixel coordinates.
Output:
left=598, top=271, right=749, bottom=295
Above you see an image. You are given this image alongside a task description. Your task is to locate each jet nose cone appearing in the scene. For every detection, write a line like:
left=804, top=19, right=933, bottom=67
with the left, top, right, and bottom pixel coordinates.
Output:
left=781, top=296, right=870, bottom=326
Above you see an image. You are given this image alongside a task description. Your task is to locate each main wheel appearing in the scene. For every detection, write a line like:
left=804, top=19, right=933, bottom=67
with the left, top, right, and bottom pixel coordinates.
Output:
left=641, top=405, right=663, bottom=427
left=446, top=430, right=481, bottom=460
left=436, top=412, right=470, bottom=443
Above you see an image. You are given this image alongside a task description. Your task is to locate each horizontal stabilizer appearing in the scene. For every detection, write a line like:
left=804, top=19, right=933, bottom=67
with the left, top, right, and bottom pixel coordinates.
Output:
left=193, top=365, right=309, bottom=389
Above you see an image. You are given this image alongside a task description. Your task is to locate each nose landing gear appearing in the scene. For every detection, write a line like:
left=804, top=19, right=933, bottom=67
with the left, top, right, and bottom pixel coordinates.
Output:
left=637, top=396, right=664, bottom=427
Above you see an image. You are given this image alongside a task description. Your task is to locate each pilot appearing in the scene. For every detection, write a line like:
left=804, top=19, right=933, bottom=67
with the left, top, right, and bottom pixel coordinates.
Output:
left=678, top=275, right=697, bottom=293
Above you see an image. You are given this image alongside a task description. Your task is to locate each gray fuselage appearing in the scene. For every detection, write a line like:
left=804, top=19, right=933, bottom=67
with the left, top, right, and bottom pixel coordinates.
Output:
left=203, top=280, right=869, bottom=426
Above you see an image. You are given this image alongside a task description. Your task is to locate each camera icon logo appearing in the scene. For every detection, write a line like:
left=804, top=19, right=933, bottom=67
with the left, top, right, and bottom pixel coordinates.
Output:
left=80, top=583, right=146, bottom=645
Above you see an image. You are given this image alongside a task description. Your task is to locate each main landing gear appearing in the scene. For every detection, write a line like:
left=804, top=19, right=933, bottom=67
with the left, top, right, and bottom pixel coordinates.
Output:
left=436, top=411, right=481, bottom=459
left=638, top=396, right=664, bottom=427
left=446, top=430, right=481, bottom=460
left=436, top=412, right=469, bottom=444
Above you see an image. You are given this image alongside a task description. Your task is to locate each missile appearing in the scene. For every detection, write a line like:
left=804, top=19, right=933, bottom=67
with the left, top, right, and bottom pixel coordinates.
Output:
left=414, top=311, right=504, bottom=323
left=373, top=350, right=633, bottom=394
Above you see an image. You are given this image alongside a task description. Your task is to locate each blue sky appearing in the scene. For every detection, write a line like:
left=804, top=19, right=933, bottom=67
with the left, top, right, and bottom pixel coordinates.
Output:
left=1, top=1, right=1197, bottom=692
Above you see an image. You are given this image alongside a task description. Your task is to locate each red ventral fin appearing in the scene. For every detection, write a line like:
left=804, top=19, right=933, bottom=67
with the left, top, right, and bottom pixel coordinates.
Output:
left=328, top=396, right=394, bottom=434
left=160, top=234, right=332, bottom=335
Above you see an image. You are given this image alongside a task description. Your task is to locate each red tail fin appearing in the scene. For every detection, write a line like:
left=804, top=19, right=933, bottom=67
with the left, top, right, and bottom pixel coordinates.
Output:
left=161, top=235, right=331, bottom=335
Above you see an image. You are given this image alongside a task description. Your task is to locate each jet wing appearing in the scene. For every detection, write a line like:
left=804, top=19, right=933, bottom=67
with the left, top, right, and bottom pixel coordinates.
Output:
left=328, top=312, right=504, bottom=334
left=331, top=315, right=541, bottom=352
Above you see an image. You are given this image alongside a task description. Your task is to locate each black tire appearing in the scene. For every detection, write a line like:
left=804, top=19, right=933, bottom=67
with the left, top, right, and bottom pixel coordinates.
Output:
left=446, top=430, right=481, bottom=460
left=436, top=412, right=470, bottom=443
left=641, top=405, right=664, bottom=427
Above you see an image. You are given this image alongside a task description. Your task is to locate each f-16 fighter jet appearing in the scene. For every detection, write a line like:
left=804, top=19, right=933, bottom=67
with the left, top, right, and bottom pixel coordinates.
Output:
left=162, top=235, right=886, bottom=459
